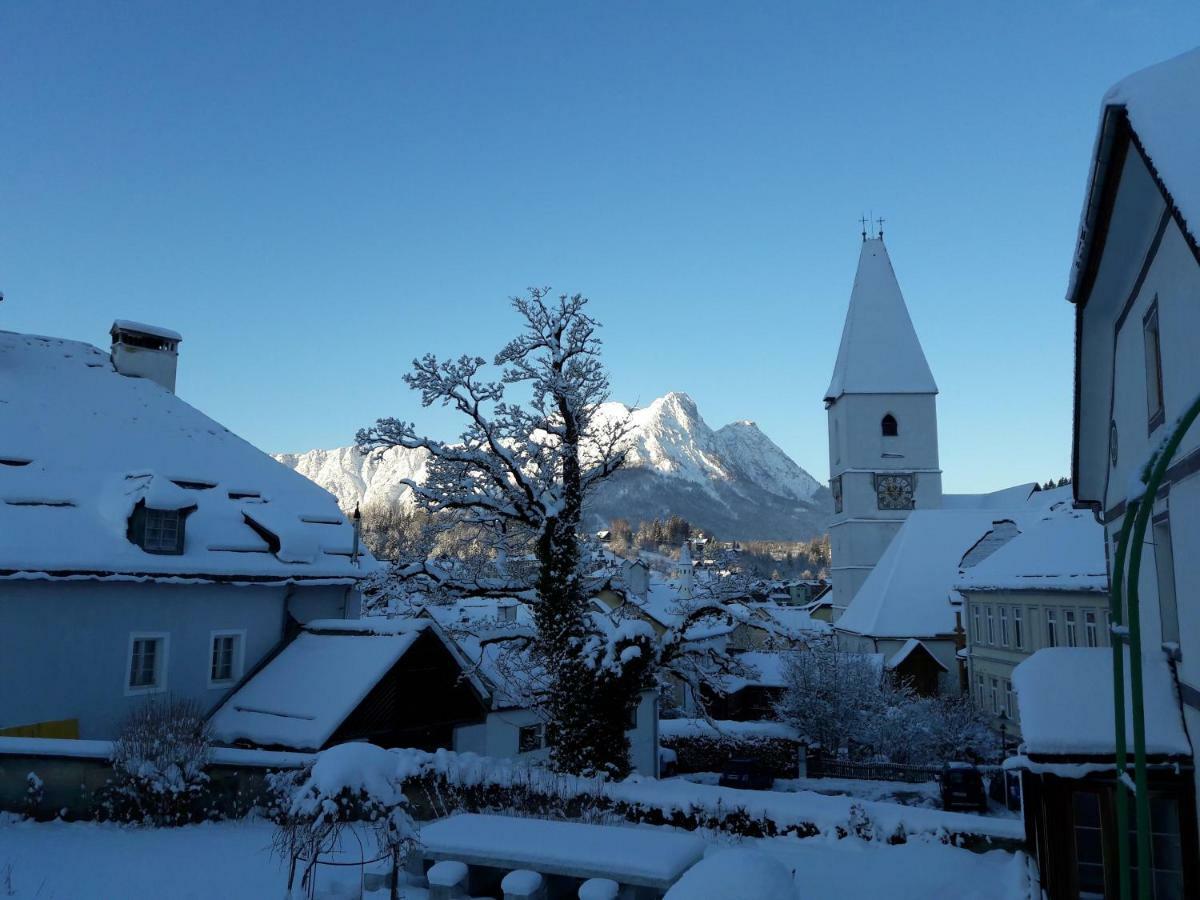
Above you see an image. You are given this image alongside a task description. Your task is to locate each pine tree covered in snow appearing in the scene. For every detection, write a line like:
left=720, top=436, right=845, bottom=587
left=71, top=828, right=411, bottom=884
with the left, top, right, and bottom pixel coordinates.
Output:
left=357, top=289, right=651, bottom=777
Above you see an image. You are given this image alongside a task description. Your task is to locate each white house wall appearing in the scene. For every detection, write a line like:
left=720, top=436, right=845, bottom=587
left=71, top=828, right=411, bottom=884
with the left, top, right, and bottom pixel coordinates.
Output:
left=453, top=691, right=658, bottom=775
left=1079, top=144, right=1200, bottom=828
left=0, top=581, right=355, bottom=738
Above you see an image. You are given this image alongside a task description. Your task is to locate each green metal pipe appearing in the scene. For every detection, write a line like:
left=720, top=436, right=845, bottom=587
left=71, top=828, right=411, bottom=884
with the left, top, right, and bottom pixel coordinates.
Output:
left=1109, top=508, right=1136, bottom=900
left=1120, top=390, right=1200, bottom=900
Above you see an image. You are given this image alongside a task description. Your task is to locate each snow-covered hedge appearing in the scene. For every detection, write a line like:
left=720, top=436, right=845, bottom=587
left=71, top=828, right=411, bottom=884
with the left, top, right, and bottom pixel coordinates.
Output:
left=658, top=719, right=803, bottom=778
left=284, top=744, right=1022, bottom=847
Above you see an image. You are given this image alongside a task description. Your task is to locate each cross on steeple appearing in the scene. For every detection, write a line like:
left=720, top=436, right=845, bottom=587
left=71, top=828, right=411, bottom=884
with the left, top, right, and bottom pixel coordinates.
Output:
left=859, top=215, right=870, bottom=242
left=876, top=217, right=886, bottom=240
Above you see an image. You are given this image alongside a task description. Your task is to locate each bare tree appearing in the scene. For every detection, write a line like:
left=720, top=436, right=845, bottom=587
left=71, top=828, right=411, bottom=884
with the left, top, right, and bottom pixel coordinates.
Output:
left=357, top=289, right=646, bottom=777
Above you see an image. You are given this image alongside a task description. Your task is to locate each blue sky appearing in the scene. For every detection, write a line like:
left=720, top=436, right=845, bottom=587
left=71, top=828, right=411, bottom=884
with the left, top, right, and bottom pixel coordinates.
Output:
left=3, top=3, right=1198, bottom=493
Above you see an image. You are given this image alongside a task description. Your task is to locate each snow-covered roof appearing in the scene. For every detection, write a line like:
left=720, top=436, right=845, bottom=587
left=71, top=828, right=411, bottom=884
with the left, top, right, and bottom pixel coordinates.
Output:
left=941, top=482, right=1039, bottom=510
left=0, top=330, right=370, bottom=582
left=824, top=238, right=937, bottom=403
left=1013, top=648, right=1191, bottom=758
left=1069, top=46, right=1200, bottom=300
left=886, top=638, right=948, bottom=672
left=754, top=603, right=831, bottom=638
left=955, top=505, right=1107, bottom=593
left=836, top=493, right=1058, bottom=639
left=210, top=621, right=429, bottom=749
left=720, top=650, right=792, bottom=693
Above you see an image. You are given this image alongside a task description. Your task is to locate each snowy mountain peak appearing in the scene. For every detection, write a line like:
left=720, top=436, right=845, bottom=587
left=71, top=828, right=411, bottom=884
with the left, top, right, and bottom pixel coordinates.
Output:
left=274, top=392, right=830, bottom=539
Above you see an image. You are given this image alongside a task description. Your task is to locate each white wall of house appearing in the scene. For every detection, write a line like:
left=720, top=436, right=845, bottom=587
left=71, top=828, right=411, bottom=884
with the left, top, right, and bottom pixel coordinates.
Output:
left=0, top=580, right=356, bottom=739
left=1076, top=142, right=1200, bottom=827
left=453, top=691, right=659, bottom=775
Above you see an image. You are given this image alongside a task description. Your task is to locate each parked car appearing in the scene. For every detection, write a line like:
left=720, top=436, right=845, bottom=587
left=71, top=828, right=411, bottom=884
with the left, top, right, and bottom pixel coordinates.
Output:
left=718, top=757, right=773, bottom=791
left=939, top=763, right=987, bottom=813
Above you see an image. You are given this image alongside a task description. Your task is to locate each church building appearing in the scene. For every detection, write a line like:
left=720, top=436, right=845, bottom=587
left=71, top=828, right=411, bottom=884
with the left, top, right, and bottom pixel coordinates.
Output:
left=824, top=230, right=1044, bottom=695
left=824, top=233, right=943, bottom=619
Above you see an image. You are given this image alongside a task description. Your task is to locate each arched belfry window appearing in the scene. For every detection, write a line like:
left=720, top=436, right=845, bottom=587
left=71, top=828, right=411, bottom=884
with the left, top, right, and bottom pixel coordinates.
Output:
left=881, top=414, right=899, bottom=437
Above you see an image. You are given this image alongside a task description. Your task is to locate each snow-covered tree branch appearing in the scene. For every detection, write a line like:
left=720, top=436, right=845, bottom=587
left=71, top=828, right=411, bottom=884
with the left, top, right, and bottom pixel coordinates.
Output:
left=357, top=288, right=650, bottom=777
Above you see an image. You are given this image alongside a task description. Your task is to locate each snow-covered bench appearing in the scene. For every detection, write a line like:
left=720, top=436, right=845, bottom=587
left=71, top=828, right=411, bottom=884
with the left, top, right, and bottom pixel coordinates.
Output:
left=419, top=813, right=705, bottom=894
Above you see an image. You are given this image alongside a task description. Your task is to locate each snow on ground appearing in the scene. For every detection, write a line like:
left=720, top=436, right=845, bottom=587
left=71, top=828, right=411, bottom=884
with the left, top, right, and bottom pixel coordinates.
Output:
left=0, top=813, right=1032, bottom=900
left=0, top=816, right=285, bottom=899
left=750, top=832, right=1033, bottom=900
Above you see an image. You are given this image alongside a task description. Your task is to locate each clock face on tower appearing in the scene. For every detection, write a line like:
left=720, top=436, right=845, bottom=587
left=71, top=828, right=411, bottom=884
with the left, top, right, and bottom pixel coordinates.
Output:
left=875, top=473, right=915, bottom=510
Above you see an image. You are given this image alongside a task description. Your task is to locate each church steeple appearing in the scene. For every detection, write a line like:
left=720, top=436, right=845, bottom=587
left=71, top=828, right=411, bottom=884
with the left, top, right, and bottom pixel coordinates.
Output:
left=824, top=234, right=943, bottom=622
left=824, top=238, right=937, bottom=406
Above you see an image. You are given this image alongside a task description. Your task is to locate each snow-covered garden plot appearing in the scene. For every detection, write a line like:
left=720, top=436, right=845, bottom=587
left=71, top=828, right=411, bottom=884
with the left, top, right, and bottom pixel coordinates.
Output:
left=0, top=815, right=1035, bottom=900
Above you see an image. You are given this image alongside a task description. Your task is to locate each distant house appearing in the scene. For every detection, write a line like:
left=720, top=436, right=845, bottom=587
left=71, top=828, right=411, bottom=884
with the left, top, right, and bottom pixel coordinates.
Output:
left=956, top=499, right=1108, bottom=740
left=0, top=324, right=372, bottom=741
left=1012, top=47, right=1200, bottom=898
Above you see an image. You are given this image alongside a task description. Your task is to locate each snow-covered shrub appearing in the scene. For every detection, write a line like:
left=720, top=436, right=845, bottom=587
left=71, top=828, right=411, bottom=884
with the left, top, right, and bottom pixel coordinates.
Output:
left=270, top=743, right=419, bottom=899
left=104, top=699, right=211, bottom=825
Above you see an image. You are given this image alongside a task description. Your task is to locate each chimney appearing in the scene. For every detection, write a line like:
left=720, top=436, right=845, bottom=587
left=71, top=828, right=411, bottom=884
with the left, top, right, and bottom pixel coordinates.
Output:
left=110, top=320, right=182, bottom=393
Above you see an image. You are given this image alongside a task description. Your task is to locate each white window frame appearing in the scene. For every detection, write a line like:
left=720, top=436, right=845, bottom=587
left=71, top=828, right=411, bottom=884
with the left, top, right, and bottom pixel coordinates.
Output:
left=990, top=676, right=1000, bottom=714
left=1065, top=609, right=1078, bottom=647
left=1013, top=606, right=1025, bottom=650
left=986, top=606, right=995, bottom=645
left=125, top=632, right=169, bottom=696
left=999, top=606, right=1010, bottom=647
left=1084, top=610, right=1099, bottom=648
left=976, top=673, right=986, bottom=709
left=971, top=605, right=982, bottom=644
left=1046, top=609, right=1058, bottom=648
left=207, top=629, right=246, bottom=689
left=1005, top=679, right=1016, bottom=720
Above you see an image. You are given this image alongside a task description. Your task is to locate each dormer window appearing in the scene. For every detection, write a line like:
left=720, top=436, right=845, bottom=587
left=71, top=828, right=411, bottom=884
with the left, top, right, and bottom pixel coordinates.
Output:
left=881, top=414, right=899, bottom=437
left=129, top=502, right=188, bottom=555
left=145, top=509, right=181, bottom=552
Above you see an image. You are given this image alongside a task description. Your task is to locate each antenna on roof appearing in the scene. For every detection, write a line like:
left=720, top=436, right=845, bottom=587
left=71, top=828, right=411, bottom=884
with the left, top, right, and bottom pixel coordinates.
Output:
left=876, top=216, right=886, bottom=240
left=859, top=215, right=869, bottom=242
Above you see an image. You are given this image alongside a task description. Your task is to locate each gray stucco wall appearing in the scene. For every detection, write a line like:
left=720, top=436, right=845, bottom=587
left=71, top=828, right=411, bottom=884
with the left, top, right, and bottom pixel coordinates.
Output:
left=0, top=580, right=356, bottom=739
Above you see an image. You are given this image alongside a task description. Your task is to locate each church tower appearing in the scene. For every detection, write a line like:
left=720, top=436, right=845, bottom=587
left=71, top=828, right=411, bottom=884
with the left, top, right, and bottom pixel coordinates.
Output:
left=825, top=235, right=942, bottom=620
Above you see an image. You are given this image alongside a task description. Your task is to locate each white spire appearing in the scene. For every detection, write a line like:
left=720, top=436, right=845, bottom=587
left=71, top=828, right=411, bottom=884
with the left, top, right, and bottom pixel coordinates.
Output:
left=824, top=238, right=937, bottom=404
left=677, top=542, right=694, bottom=600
